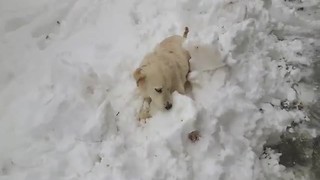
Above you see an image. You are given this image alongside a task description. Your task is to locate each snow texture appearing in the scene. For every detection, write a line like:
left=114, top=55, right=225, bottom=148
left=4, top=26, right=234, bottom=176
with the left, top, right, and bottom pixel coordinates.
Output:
left=0, top=0, right=319, bottom=179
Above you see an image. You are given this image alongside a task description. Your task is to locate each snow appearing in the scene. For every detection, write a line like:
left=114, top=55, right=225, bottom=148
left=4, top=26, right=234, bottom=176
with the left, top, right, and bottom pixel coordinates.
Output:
left=0, top=0, right=319, bottom=180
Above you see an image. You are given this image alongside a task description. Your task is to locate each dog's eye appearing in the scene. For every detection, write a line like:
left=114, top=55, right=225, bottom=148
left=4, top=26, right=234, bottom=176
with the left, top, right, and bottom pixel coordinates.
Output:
left=155, top=88, right=162, bottom=93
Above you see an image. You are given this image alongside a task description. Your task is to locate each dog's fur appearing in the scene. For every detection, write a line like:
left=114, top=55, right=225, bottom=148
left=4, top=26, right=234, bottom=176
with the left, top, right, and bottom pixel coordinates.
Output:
left=133, top=27, right=191, bottom=121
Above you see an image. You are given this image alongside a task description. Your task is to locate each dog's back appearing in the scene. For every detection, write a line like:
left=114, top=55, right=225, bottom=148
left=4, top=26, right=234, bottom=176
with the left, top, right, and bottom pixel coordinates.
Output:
left=154, top=33, right=190, bottom=76
left=155, top=35, right=190, bottom=61
left=140, top=35, right=190, bottom=87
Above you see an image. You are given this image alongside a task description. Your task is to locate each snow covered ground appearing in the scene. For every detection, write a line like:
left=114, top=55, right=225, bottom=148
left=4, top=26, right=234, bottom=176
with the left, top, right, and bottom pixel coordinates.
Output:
left=0, top=0, right=319, bottom=179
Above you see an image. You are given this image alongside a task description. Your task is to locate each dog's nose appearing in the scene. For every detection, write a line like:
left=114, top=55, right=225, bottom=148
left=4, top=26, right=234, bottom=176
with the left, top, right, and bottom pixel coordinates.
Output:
left=165, top=103, right=172, bottom=110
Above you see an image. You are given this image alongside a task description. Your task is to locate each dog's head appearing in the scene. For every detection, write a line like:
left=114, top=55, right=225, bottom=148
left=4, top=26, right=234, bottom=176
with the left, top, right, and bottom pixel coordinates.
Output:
left=133, top=67, right=172, bottom=110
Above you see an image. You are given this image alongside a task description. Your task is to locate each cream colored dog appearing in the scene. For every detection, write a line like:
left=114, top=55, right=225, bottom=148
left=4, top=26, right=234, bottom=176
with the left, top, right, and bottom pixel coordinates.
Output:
left=133, top=27, right=191, bottom=122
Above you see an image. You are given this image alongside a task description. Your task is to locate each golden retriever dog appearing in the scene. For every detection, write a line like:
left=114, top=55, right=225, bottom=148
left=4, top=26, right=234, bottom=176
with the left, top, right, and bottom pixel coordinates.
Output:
left=133, top=27, right=191, bottom=122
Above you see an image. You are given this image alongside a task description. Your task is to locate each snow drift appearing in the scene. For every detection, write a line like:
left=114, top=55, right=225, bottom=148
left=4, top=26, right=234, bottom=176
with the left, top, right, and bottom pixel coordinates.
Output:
left=0, top=0, right=319, bottom=179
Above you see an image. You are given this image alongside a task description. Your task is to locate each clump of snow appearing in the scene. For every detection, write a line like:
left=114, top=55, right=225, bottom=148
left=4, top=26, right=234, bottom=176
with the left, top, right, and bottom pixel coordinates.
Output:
left=0, top=0, right=319, bottom=179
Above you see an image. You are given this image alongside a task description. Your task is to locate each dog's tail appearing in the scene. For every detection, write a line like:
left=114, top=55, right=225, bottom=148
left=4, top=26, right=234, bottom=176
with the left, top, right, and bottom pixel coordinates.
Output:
left=183, top=27, right=189, bottom=38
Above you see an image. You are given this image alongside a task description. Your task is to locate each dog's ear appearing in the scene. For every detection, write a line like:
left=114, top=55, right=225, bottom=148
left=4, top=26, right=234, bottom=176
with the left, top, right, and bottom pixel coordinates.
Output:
left=133, top=68, right=145, bottom=86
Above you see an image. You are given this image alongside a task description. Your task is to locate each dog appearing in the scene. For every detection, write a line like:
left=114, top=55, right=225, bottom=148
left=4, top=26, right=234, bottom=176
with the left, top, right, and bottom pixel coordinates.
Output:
left=133, top=27, right=191, bottom=122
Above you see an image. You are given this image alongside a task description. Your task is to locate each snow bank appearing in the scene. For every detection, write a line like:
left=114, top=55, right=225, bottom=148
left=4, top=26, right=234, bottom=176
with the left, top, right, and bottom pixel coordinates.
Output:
left=0, top=0, right=319, bottom=179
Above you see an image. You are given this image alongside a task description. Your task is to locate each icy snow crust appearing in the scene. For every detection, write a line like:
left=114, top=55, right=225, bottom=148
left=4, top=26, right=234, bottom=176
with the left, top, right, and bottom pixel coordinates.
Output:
left=0, top=0, right=319, bottom=179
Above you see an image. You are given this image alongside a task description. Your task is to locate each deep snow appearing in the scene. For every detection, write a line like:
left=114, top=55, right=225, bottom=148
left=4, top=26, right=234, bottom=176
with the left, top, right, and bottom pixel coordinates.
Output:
left=0, top=0, right=319, bottom=180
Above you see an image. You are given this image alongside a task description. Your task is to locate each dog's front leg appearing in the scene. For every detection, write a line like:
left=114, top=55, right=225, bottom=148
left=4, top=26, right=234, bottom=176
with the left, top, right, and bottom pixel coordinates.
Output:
left=138, top=97, right=152, bottom=123
left=177, top=82, right=186, bottom=95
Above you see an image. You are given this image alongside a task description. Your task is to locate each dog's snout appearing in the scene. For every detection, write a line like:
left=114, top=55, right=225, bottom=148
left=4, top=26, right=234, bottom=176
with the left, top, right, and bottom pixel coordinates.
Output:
left=165, top=102, right=172, bottom=110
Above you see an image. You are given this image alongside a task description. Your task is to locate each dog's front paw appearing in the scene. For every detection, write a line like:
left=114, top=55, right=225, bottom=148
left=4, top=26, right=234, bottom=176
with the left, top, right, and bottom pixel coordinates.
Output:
left=138, top=109, right=151, bottom=123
